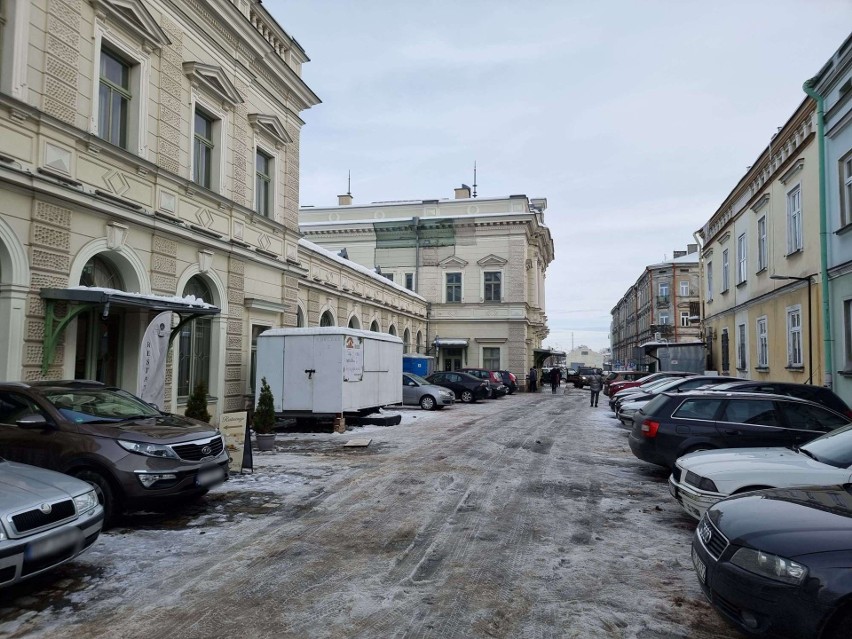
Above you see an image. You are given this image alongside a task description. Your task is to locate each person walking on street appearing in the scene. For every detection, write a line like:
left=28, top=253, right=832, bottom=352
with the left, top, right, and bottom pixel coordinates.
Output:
left=550, top=367, right=561, bottom=393
left=589, top=372, right=602, bottom=407
left=528, top=367, right=537, bottom=392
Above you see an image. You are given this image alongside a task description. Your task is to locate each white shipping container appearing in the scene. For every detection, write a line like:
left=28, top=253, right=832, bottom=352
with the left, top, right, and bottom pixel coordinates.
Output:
left=255, top=327, right=403, bottom=417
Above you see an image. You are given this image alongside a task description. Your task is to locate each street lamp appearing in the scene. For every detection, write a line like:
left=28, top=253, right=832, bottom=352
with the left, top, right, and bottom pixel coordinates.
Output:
left=770, top=274, right=814, bottom=384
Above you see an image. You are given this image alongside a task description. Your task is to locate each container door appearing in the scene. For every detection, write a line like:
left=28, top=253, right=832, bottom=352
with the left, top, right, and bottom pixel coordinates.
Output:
left=281, top=337, right=315, bottom=411
left=313, top=334, right=346, bottom=413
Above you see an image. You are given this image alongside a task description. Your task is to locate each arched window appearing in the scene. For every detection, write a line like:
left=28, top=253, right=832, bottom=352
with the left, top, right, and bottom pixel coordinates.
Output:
left=370, top=320, right=380, bottom=332
left=75, top=255, right=125, bottom=384
left=296, top=307, right=305, bottom=327
left=348, top=315, right=360, bottom=329
left=416, top=331, right=423, bottom=353
left=403, top=328, right=411, bottom=354
left=320, top=310, right=335, bottom=327
left=388, top=325, right=397, bottom=337
left=178, top=276, right=212, bottom=397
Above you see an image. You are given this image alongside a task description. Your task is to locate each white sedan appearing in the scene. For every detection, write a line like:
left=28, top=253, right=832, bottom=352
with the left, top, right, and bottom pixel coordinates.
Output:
left=668, top=423, right=852, bottom=520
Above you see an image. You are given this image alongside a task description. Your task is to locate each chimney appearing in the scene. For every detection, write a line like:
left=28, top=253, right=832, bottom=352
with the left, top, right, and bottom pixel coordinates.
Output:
left=338, top=194, right=353, bottom=206
left=673, top=251, right=687, bottom=258
left=454, top=184, right=471, bottom=199
left=687, top=243, right=698, bottom=254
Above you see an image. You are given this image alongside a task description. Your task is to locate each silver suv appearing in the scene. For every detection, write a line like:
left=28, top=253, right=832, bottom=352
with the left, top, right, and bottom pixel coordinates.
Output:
left=0, top=458, right=103, bottom=587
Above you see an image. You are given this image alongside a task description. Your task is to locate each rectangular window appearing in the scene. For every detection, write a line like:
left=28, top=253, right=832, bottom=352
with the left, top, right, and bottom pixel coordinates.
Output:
left=405, top=273, right=414, bottom=290
left=722, top=250, right=729, bottom=292
left=721, top=329, right=730, bottom=371
left=757, top=216, right=767, bottom=271
left=737, top=234, right=747, bottom=284
left=98, top=48, right=131, bottom=148
left=737, top=323, right=747, bottom=370
left=845, top=299, right=852, bottom=370
left=446, top=272, right=461, bottom=303
left=384, top=273, right=394, bottom=283
left=757, top=317, right=768, bottom=368
left=659, top=313, right=669, bottom=325
left=706, top=261, right=713, bottom=301
left=842, top=152, right=852, bottom=228
left=680, top=311, right=690, bottom=327
left=484, top=271, right=502, bottom=302
left=679, top=280, right=689, bottom=296
left=249, top=325, right=267, bottom=393
left=483, top=347, right=500, bottom=370
left=255, top=149, right=273, bottom=217
left=193, top=109, right=214, bottom=188
left=787, top=186, right=803, bottom=254
left=787, top=306, right=803, bottom=367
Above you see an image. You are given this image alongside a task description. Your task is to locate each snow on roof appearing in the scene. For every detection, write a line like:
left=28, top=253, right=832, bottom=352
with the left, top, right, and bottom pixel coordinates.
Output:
left=647, top=253, right=699, bottom=269
left=300, top=210, right=539, bottom=228
left=298, top=238, right=426, bottom=302
left=65, top=286, right=217, bottom=308
left=258, top=326, right=403, bottom=343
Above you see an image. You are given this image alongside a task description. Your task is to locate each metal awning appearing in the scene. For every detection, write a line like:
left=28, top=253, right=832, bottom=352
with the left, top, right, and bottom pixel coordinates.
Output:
left=39, top=287, right=221, bottom=374
left=533, top=348, right=566, bottom=367
left=433, top=338, right=470, bottom=348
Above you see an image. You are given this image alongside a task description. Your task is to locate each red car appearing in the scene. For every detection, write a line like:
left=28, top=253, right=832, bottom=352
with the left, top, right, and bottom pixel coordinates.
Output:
left=606, top=371, right=695, bottom=396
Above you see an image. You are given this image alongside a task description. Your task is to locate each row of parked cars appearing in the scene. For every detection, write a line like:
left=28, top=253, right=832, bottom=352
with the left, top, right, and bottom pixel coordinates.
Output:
left=606, top=371, right=852, bottom=638
left=0, top=380, right=229, bottom=588
left=401, top=368, right=518, bottom=410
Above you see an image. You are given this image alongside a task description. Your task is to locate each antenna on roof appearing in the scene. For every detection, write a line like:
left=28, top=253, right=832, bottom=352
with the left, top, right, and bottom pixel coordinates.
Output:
left=472, top=161, right=478, bottom=198
left=347, top=170, right=351, bottom=196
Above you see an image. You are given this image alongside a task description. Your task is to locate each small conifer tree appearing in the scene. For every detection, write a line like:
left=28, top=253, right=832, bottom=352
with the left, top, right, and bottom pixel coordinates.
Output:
left=253, top=376, right=276, bottom=434
left=185, top=382, right=211, bottom=423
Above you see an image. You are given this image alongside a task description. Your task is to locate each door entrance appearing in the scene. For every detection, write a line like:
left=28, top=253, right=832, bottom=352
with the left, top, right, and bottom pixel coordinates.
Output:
left=443, top=348, right=463, bottom=371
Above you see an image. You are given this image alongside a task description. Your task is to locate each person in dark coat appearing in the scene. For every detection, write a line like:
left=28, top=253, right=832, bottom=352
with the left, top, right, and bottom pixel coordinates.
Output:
left=589, top=372, right=603, bottom=407
left=528, top=367, right=537, bottom=392
left=550, top=367, right=561, bottom=393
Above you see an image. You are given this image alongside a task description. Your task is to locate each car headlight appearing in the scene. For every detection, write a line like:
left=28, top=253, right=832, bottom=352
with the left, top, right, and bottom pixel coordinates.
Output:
left=118, top=439, right=179, bottom=459
left=696, top=477, right=718, bottom=492
left=730, top=548, right=807, bottom=585
left=73, top=489, right=99, bottom=514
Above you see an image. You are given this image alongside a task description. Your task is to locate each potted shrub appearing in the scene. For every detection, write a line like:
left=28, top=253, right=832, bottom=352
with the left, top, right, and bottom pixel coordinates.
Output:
left=185, top=382, right=211, bottom=423
left=253, top=377, right=276, bottom=451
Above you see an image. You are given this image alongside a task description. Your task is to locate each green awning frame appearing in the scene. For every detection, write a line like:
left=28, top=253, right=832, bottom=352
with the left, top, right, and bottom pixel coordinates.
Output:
left=39, top=288, right=221, bottom=375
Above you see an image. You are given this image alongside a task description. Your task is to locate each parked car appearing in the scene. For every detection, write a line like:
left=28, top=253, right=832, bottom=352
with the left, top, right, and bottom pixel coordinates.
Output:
left=0, top=381, right=230, bottom=524
left=497, top=371, right=518, bottom=394
left=602, top=371, right=645, bottom=396
left=609, top=374, right=695, bottom=411
left=565, top=367, right=602, bottom=389
left=607, top=371, right=696, bottom=399
left=614, top=375, right=741, bottom=420
left=692, top=484, right=852, bottom=639
left=0, top=458, right=103, bottom=587
left=402, top=373, right=455, bottom=410
left=628, top=390, right=851, bottom=468
left=670, top=422, right=852, bottom=519
left=425, top=371, right=488, bottom=403
left=703, top=381, right=852, bottom=418
left=458, top=368, right=508, bottom=398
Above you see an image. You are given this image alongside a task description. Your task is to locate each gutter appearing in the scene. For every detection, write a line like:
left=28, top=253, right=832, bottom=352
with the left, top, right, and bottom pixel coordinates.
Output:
left=802, top=78, right=832, bottom=389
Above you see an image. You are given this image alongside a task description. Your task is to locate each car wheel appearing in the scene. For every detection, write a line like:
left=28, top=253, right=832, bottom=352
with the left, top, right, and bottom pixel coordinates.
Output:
left=420, top=395, right=436, bottom=411
left=73, top=468, right=119, bottom=527
left=460, top=390, right=474, bottom=403
left=824, top=605, right=852, bottom=639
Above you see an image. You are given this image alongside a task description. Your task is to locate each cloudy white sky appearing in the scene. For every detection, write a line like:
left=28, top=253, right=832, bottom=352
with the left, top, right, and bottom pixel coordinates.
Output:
left=265, top=1, right=851, bottom=353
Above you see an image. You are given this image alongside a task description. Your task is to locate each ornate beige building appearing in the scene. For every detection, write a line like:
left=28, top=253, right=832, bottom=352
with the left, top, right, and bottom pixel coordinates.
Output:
left=0, top=0, right=426, bottom=419
left=299, top=187, right=555, bottom=378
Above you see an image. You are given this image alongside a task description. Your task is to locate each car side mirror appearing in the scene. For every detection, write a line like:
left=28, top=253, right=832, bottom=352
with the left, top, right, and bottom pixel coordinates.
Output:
left=16, top=414, right=51, bottom=429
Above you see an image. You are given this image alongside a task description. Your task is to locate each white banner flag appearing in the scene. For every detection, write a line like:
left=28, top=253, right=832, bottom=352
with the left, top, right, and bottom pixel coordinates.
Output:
left=137, top=311, right=172, bottom=409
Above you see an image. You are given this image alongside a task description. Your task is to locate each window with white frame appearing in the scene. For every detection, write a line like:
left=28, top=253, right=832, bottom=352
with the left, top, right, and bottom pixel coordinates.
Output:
left=483, top=347, right=500, bottom=370
left=483, top=271, right=502, bottom=302
left=842, top=152, right=852, bottom=228
left=757, top=215, right=767, bottom=271
left=405, top=273, right=414, bottom=290
left=99, top=47, right=132, bottom=149
left=658, top=282, right=669, bottom=298
left=193, top=108, right=216, bottom=189
left=737, top=323, right=747, bottom=370
left=659, top=313, right=669, bottom=325
left=255, top=148, right=273, bottom=217
left=787, top=306, right=803, bottom=367
left=446, top=272, right=462, bottom=303
left=845, top=299, right=852, bottom=370
left=722, top=250, right=729, bottom=292
left=787, top=185, right=803, bottom=254
left=680, top=311, right=690, bottom=327
left=757, top=316, right=768, bottom=368
left=706, top=261, right=713, bottom=301
left=737, top=234, right=747, bottom=284
left=679, top=280, right=689, bottom=296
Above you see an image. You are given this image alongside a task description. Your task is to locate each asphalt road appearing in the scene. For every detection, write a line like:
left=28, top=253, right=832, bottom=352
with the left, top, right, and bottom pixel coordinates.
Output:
left=0, top=386, right=739, bottom=639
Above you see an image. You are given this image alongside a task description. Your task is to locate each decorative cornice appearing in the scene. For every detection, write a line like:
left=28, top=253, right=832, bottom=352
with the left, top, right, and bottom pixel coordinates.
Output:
left=248, top=113, right=293, bottom=147
left=476, top=254, right=508, bottom=267
left=779, top=158, right=805, bottom=185
left=89, top=0, right=171, bottom=51
left=183, top=62, right=244, bottom=107
left=438, top=256, right=468, bottom=269
left=750, top=193, right=770, bottom=213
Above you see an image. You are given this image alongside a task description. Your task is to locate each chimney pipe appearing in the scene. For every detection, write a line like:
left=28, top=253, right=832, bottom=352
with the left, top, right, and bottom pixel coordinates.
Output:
left=454, top=184, right=471, bottom=199
left=338, top=194, right=353, bottom=206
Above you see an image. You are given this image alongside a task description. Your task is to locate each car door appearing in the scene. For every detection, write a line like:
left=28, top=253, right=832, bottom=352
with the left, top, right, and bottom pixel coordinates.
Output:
left=402, top=374, right=417, bottom=405
left=777, top=400, right=851, bottom=446
left=715, top=397, right=792, bottom=448
left=0, top=391, right=69, bottom=470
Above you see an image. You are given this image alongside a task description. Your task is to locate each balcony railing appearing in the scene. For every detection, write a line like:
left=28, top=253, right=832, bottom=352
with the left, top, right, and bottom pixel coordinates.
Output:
left=656, top=295, right=670, bottom=307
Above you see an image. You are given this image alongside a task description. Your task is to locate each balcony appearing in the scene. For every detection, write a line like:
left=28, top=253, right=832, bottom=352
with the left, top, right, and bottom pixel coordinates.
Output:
left=656, top=295, right=670, bottom=307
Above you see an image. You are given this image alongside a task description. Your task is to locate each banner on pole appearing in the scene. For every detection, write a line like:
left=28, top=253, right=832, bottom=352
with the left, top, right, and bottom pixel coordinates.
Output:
left=137, top=311, right=172, bottom=409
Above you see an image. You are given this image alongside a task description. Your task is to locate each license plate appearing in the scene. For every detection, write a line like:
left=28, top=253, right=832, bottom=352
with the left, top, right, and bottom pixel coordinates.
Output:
left=197, top=467, right=224, bottom=487
left=25, top=527, right=83, bottom=561
left=692, top=546, right=707, bottom=584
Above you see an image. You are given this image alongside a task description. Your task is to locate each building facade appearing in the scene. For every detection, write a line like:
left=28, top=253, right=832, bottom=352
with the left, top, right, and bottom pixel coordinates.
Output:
left=299, top=187, right=555, bottom=378
left=610, top=247, right=702, bottom=371
left=0, top=0, right=426, bottom=419
left=697, top=99, right=823, bottom=384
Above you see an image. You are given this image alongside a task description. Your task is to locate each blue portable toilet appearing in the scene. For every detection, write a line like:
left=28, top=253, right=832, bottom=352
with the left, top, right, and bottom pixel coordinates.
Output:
left=403, top=354, right=434, bottom=377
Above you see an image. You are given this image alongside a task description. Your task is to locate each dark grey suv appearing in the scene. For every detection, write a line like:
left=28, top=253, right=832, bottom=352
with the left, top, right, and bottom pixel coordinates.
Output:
left=628, top=390, right=852, bottom=468
left=0, top=381, right=229, bottom=524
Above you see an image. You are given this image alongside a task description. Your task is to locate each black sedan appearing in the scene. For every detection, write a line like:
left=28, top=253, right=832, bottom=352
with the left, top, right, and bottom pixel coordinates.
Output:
left=692, top=484, right=852, bottom=639
left=425, top=371, right=489, bottom=403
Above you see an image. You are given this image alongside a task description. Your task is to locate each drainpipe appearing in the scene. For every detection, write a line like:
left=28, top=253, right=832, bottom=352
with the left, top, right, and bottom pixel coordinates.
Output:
left=802, top=78, right=831, bottom=388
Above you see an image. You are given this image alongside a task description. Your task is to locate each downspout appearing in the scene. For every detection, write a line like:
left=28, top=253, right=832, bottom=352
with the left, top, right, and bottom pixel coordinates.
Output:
left=802, top=78, right=831, bottom=388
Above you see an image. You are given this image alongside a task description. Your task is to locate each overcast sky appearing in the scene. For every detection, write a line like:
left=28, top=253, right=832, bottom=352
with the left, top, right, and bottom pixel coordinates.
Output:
left=265, top=1, right=852, bottom=353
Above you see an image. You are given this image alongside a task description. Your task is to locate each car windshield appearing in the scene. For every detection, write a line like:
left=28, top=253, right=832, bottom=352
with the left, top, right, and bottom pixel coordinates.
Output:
left=406, top=373, right=430, bottom=385
left=801, top=424, right=852, bottom=468
left=45, top=388, right=161, bottom=423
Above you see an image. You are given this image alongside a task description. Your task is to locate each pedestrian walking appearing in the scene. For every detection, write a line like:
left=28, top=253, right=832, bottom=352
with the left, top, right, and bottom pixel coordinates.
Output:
left=528, top=367, right=537, bottom=392
left=550, top=367, right=561, bottom=393
left=589, top=372, right=602, bottom=407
